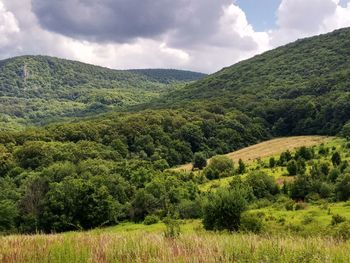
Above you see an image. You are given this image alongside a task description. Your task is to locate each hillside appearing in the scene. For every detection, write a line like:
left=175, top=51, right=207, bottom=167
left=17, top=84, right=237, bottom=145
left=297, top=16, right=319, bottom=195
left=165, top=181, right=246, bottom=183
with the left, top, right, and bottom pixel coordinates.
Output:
left=174, top=136, right=332, bottom=172
left=151, top=27, right=350, bottom=136
left=0, top=56, right=205, bottom=130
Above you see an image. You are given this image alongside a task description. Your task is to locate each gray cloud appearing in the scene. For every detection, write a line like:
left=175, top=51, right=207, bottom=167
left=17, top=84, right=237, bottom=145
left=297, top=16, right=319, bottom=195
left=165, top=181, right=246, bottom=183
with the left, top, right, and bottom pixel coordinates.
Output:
left=31, top=0, right=187, bottom=42
left=31, top=0, right=236, bottom=45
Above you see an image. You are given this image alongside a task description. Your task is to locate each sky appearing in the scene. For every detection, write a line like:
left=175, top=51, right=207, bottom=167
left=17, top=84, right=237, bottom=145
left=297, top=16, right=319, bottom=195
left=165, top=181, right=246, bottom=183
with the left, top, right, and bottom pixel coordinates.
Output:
left=1, top=0, right=350, bottom=73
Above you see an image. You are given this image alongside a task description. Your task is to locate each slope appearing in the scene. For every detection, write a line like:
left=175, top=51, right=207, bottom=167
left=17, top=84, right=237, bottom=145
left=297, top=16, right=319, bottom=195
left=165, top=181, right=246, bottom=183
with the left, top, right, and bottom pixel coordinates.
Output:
left=173, top=136, right=332, bottom=172
left=0, top=55, right=205, bottom=130
left=152, top=27, right=350, bottom=136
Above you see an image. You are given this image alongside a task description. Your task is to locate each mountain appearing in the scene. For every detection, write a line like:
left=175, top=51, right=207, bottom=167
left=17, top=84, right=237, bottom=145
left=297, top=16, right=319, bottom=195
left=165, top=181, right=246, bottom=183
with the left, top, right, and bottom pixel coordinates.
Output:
left=0, top=55, right=205, bottom=130
left=152, top=27, right=350, bottom=136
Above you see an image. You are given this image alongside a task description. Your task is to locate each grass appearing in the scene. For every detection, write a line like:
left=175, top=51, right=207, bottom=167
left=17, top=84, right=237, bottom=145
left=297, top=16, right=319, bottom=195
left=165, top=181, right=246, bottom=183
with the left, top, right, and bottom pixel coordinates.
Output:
left=2, top=230, right=350, bottom=262
left=174, top=136, right=332, bottom=172
left=199, top=136, right=341, bottom=191
left=248, top=202, right=350, bottom=236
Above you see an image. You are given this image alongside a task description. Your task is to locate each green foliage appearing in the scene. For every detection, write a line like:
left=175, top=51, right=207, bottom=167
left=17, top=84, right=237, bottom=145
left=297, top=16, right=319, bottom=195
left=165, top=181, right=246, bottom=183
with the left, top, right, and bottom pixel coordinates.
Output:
left=202, top=188, right=247, bottom=231
left=332, top=152, right=342, bottom=166
left=203, top=156, right=234, bottom=180
left=240, top=212, right=264, bottom=233
left=0, top=56, right=205, bottom=130
left=0, top=200, right=18, bottom=233
left=246, top=171, right=279, bottom=199
left=335, top=174, right=350, bottom=201
left=143, top=215, right=159, bottom=225
left=192, top=152, right=207, bottom=170
left=287, top=160, right=298, bottom=176
left=237, top=159, right=246, bottom=174
left=331, top=214, right=346, bottom=226
left=163, top=217, right=181, bottom=238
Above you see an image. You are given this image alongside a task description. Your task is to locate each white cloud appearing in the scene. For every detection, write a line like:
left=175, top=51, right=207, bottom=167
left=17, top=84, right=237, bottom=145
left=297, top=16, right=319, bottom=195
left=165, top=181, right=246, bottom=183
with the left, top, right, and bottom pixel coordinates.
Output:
left=270, top=0, right=350, bottom=46
left=0, top=2, right=20, bottom=47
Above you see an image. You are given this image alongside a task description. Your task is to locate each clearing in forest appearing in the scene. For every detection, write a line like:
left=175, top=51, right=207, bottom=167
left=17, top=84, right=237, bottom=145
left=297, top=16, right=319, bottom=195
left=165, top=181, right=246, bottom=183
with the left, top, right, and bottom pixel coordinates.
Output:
left=173, top=136, right=333, bottom=172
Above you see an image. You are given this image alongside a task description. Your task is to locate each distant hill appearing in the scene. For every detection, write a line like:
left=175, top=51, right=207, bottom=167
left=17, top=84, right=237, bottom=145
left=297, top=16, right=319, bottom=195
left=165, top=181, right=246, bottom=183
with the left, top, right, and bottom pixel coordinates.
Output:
left=0, top=55, right=205, bottom=130
left=127, top=69, right=206, bottom=83
left=152, top=27, right=350, bottom=136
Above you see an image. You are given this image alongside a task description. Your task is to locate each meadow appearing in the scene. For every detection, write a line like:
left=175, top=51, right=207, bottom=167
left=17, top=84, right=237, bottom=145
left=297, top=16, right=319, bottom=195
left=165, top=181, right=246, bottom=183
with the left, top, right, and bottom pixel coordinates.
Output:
left=1, top=225, right=350, bottom=263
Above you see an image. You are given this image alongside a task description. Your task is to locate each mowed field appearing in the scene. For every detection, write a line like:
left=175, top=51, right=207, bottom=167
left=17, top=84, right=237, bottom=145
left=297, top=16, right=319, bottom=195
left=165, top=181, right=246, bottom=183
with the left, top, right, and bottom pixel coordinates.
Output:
left=173, top=136, right=333, bottom=172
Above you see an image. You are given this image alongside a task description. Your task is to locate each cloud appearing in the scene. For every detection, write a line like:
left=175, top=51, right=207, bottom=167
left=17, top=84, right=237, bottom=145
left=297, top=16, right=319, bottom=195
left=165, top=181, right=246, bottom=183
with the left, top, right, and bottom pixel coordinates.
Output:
left=2, top=0, right=350, bottom=73
left=1, top=0, right=270, bottom=73
left=270, top=0, right=350, bottom=46
left=0, top=2, right=20, bottom=48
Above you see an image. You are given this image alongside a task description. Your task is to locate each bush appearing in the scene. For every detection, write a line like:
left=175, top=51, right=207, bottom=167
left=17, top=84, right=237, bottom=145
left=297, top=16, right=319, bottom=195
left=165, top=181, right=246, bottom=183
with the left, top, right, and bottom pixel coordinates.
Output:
left=203, top=156, right=234, bottom=179
left=192, top=152, right=207, bottom=170
left=332, top=221, right=350, bottom=240
left=285, top=200, right=295, bottom=211
left=177, top=199, right=202, bottom=219
left=331, top=214, right=346, bottom=226
left=202, top=188, right=247, bottom=231
left=246, top=171, right=279, bottom=199
left=163, top=217, right=181, bottom=238
left=143, top=215, right=159, bottom=225
left=287, top=160, right=298, bottom=176
left=295, top=202, right=308, bottom=210
left=335, top=174, right=350, bottom=201
left=240, top=212, right=264, bottom=233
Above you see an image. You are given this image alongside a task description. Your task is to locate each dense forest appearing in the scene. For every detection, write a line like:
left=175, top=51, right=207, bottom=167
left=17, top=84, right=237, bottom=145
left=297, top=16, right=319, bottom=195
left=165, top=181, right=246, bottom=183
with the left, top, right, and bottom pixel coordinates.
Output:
left=149, top=27, right=350, bottom=136
left=2, top=28, right=350, bottom=235
left=0, top=56, right=205, bottom=130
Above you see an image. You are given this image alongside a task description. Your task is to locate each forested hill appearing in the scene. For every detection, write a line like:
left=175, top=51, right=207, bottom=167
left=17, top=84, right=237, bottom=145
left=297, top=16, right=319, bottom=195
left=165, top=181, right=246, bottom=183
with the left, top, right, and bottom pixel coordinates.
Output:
left=152, top=27, right=350, bottom=136
left=0, top=55, right=205, bottom=130
left=127, top=69, right=206, bottom=83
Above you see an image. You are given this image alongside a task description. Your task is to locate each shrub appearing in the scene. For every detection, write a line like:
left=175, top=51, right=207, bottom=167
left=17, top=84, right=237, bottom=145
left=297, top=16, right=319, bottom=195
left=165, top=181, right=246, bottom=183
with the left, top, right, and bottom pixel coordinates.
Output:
left=202, top=188, right=247, bottom=231
left=335, top=174, right=350, bottom=201
left=177, top=199, right=202, bottom=219
left=333, top=221, right=350, bottom=240
left=332, top=152, right=341, bottom=166
left=203, top=156, right=234, bottom=179
left=143, top=215, right=159, bottom=225
left=287, top=160, right=298, bottom=176
left=269, top=157, right=276, bottom=168
left=285, top=200, right=295, bottom=211
left=246, top=171, right=279, bottom=199
left=237, top=159, right=246, bottom=174
left=331, top=214, right=346, bottom=226
left=240, top=212, right=264, bottom=234
left=192, top=152, right=207, bottom=170
left=163, top=217, right=181, bottom=238
left=295, top=202, right=308, bottom=210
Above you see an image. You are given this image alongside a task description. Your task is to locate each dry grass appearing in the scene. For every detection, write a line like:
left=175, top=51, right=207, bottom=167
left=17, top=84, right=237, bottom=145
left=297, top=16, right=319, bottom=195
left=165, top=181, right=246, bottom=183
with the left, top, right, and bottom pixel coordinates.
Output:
left=1, top=231, right=350, bottom=263
left=173, top=136, right=332, bottom=172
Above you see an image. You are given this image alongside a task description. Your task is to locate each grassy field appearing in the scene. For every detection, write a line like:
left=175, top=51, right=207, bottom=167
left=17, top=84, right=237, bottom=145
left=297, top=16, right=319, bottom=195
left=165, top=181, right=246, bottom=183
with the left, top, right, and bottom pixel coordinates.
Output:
left=199, top=136, right=340, bottom=191
left=174, top=136, right=332, bottom=172
left=1, top=230, right=350, bottom=262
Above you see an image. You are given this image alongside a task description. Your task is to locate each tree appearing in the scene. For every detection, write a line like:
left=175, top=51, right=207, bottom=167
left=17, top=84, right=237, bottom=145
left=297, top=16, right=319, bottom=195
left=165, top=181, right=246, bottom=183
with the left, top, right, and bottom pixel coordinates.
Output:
left=335, top=174, right=350, bottom=201
left=202, top=188, right=247, bottom=231
left=203, top=156, right=234, bottom=179
left=269, top=157, right=276, bottom=168
left=287, top=160, right=298, bottom=176
left=0, top=200, right=18, bottom=232
left=237, top=159, right=246, bottom=174
left=341, top=121, right=350, bottom=140
left=192, top=152, right=207, bottom=170
left=246, top=171, right=279, bottom=199
left=332, top=152, right=341, bottom=166
left=290, top=175, right=312, bottom=200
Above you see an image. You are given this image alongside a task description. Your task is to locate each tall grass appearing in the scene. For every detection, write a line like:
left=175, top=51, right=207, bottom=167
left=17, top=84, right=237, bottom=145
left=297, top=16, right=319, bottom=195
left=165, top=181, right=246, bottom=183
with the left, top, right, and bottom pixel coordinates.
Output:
left=1, top=231, right=350, bottom=263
